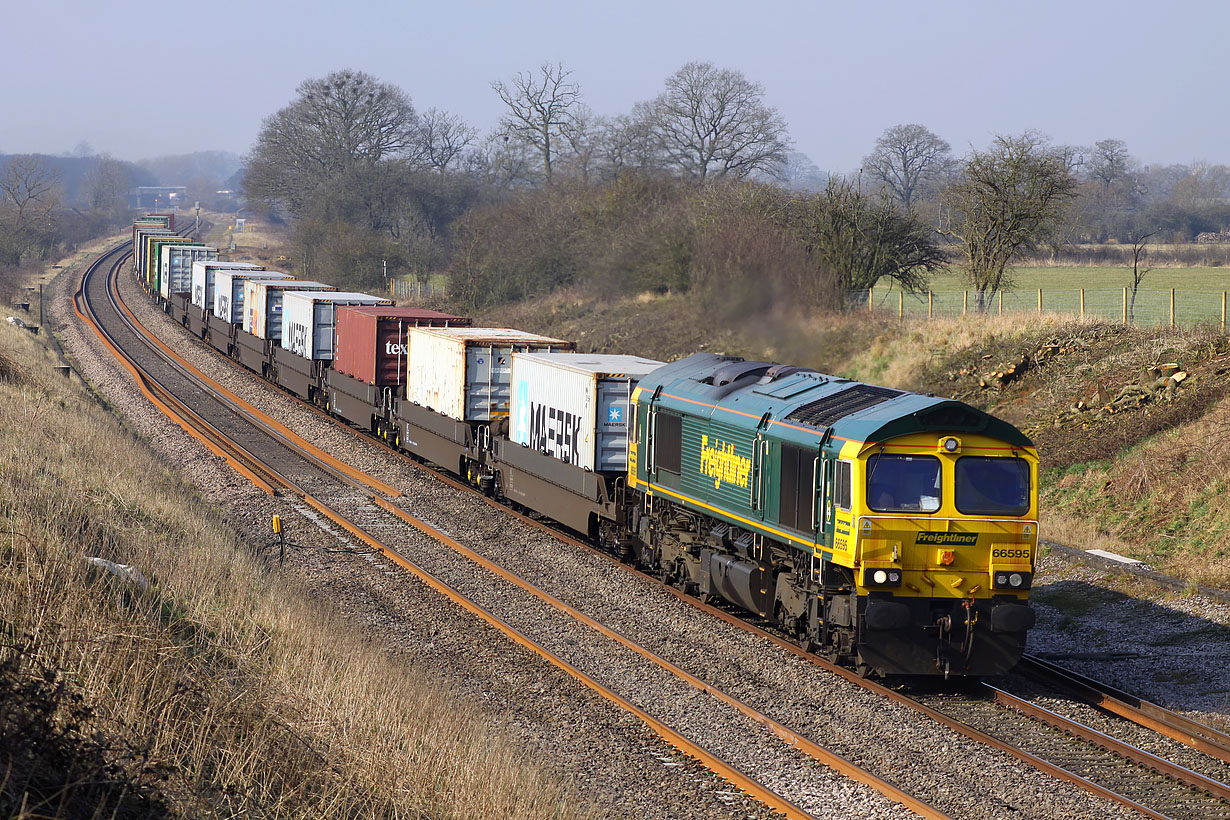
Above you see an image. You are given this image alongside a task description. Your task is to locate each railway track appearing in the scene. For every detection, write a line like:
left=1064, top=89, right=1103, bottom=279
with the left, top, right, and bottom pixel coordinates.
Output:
left=74, top=238, right=1230, bottom=820
left=1016, top=654, right=1230, bottom=763
left=76, top=243, right=955, bottom=820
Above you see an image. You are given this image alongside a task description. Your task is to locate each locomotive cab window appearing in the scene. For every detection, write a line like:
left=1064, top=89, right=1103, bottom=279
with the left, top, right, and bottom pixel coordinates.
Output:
left=866, top=454, right=941, bottom=513
left=955, top=456, right=1030, bottom=516
left=653, top=412, right=682, bottom=475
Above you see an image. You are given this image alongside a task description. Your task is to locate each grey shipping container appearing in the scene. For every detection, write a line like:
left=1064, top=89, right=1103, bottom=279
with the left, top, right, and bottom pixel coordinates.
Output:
left=511, top=352, right=664, bottom=471
left=245, top=279, right=336, bottom=340
left=280, top=291, right=392, bottom=361
left=213, top=269, right=293, bottom=324
left=161, top=245, right=218, bottom=298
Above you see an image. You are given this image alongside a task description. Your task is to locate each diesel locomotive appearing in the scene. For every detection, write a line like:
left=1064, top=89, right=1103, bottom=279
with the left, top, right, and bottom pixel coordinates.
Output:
left=626, top=354, right=1037, bottom=677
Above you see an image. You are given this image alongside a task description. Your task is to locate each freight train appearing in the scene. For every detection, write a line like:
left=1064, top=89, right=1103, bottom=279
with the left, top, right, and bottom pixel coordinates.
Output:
left=133, top=221, right=1039, bottom=677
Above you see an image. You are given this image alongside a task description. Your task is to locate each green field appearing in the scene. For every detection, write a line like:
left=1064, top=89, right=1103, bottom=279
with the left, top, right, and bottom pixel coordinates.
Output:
left=868, top=266, right=1230, bottom=327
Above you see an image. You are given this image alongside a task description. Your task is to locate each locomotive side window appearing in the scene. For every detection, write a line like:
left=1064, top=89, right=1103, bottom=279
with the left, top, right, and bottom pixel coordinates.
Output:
left=835, top=460, right=852, bottom=511
left=654, top=412, right=682, bottom=475
left=866, top=454, right=941, bottom=513
left=778, top=444, right=813, bottom=531
left=955, top=456, right=1030, bottom=515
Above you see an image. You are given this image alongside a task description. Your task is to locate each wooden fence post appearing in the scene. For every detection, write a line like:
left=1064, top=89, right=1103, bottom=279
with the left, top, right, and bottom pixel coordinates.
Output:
left=1122, top=287, right=1128, bottom=325
left=1170, top=288, right=1175, bottom=327
left=928, top=290, right=933, bottom=319
left=963, top=290, right=968, bottom=316
left=1223, top=292, right=1227, bottom=333
left=998, top=291, right=1003, bottom=315
left=868, top=287, right=873, bottom=313
left=1080, top=288, right=1085, bottom=318
left=1037, top=288, right=1042, bottom=314
left=898, top=290, right=903, bottom=320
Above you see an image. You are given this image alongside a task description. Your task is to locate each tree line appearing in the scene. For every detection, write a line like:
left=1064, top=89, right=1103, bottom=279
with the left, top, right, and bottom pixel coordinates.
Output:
left=235, top=66, right=1230, bottom=316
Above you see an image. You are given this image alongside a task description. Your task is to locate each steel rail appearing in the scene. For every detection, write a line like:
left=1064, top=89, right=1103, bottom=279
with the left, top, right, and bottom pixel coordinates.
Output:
left=1019, top=654, right=1230, bottom=764
left=110, top=280, right=401, bottom=499
left=301, top=493, right=820, bottom=820
left=986, top=684, right=1230, bottom=803
left=80, top=243, right=400, bottom=500
left=74, top=246, right=283, bottom=494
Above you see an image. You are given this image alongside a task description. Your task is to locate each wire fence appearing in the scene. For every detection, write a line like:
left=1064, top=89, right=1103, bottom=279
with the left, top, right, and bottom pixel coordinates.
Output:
left=855, top=287, right=1230, bottom=330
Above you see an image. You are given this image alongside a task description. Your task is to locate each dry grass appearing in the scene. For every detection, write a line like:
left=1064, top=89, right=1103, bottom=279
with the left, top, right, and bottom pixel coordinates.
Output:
left=1042, top=393, right=1230, bottom=588
left=0, top=321, right=587, bottom=818
left=825, top=311, right=1097, bottom=393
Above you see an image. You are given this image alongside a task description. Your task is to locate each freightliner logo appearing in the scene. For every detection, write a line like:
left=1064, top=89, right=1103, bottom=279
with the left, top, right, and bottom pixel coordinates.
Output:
left=915, top=532, right=978, bottom=546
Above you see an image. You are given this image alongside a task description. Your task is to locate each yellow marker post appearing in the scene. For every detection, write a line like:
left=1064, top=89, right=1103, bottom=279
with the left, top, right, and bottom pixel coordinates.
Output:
left=273, top=515, right=285, bottom=564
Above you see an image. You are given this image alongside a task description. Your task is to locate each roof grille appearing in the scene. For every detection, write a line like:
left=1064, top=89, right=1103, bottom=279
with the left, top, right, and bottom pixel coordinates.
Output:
left=785, top=385, right=903, bottom=428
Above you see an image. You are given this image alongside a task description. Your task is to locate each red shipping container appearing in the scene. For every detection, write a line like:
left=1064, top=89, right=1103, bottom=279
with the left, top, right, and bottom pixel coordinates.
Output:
left=334, top=306, right=470, bottom=386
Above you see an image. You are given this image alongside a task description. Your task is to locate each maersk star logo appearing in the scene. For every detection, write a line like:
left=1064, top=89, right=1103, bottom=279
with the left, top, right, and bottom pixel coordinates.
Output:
left=609, top=407, right=622, bottom=423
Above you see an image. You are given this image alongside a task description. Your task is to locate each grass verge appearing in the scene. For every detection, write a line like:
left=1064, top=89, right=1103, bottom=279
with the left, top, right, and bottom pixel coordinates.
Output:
left=0, top=308, right=585, bottom=817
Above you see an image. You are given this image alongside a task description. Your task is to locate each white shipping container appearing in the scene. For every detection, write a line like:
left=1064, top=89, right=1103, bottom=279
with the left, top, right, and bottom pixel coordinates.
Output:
left=160, top=245, right=217, bottom=299
left=280, top=291, right=393, bottom=361
left=406, top=327, right=573, bottom=422
left=134, top=228, right=172, bottom=276
left=244, top=279, right=335, bottom=340
left=191, top=261, right=264, bottom=310
left=511, top=353, right=663, bottom=471
left=213, top=270, right=293, bottom=324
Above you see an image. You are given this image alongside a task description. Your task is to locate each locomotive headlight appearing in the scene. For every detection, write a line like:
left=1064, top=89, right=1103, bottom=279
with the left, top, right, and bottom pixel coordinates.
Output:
left=993, top=571, right=1033, bottom=590
left=938, top=436, right=962, bottom=454
left=864, top=568, right=902, bottom=587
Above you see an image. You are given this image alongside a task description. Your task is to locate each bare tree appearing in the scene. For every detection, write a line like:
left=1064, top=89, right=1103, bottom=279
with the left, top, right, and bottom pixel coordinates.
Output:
left=643, top=62, right=789, bottom=183
left=1127, top=230, right=1158, bottom=323
left=556, top=104, right=602, bottom=183
left=1170, top=160, right=1230, bottom=208
left=466, top=132, right=539, bottom=190
left=862, top=124, right=953, bottom=207
left=0, top=155, right=60, bottom=265
left=940, top=133, right=1079, bottom=310
left=246, top=69, right=420, bottom=213
left=778, top=151, right=827, bottom=191
left=417, top=108, right=477, bottom=175
left=492, top=63, right=584, bottom=182
left=783, top=180, right=945, bottom=296
left=596, top=113, right=660, bottom=179
left=1088, top=139, right=1134, bottom=189
left=82, top=155, right=133, bottom=212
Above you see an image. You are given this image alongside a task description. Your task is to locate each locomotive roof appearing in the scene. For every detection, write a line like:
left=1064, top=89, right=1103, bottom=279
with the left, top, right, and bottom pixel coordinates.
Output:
left=638, top=353, right=1033, bottom=449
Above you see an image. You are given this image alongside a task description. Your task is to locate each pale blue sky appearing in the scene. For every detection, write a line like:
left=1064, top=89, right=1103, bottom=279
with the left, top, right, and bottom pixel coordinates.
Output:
left=2, top=0, right=1223, bottom=174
